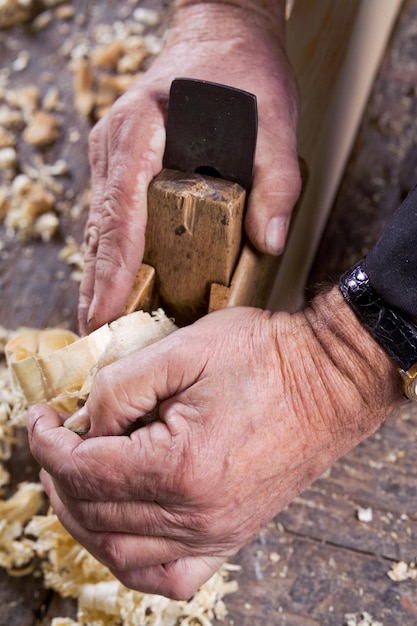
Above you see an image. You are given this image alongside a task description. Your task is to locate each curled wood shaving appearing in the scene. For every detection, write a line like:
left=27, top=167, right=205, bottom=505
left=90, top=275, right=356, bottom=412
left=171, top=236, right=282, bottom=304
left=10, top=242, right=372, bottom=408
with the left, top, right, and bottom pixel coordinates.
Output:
left=6, top=310, right=177, bottom=416
left=0, top=481, right=43, bottom=573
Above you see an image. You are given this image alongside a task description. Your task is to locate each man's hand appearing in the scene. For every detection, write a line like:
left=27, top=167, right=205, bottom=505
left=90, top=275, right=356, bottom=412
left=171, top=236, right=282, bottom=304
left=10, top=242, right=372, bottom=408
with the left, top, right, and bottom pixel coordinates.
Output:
left=28, top=288, right=403, bottom=600
left=78, top=0, right=301, bottom=333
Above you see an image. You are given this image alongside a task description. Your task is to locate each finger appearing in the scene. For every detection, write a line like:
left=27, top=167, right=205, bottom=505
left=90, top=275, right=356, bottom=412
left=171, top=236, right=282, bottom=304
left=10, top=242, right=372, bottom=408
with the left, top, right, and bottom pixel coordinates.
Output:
left=86, top=101, right=166, bottom=331
left=244, top=127, right=301, bottom=256
left=78, top=117, right=109, bottom=335
left=47, top=490, right=175, bottom=536
left=41, top=472, right=197, bottom=570
left=27, top=403, right=82, bottom=461
left=27, top=403, right=178, bottom=501
left=111, top=555, right=226, bottom=600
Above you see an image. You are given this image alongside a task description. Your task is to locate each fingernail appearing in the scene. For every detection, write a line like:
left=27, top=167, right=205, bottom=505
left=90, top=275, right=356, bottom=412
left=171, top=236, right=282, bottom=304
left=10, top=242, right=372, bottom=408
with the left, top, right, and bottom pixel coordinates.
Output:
left=266, top=216, right=289, bottom=255
left=64, top=406, right=91, bottom=435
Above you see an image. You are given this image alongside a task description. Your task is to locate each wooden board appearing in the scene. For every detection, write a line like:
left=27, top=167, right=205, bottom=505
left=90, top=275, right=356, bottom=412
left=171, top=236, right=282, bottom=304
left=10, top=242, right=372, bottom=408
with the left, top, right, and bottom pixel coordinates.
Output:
left=2, top=1, right=417, bottom=624
left=269, top=0, right=404, bottom=312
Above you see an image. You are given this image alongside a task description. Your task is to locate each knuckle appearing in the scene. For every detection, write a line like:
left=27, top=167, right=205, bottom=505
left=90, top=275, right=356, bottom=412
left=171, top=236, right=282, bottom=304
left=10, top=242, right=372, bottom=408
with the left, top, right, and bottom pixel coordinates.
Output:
left=84, top=221, right=99, bottom=250
left=102, top=190, right=132, bottom=225
left=92, top=366, right=113, bottom=397
left=184, top=511, right=213, bottom=537
left=105, top=100, right=133, bottom=147
left=97, top=534, right=129, bottom=570
left=73, top=501, right=102, bottom=531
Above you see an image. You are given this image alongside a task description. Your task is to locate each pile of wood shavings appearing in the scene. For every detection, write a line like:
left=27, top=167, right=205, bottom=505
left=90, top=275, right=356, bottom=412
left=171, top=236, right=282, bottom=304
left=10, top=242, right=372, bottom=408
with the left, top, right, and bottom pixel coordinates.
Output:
left=68, top=6, right=164, bottom=121
left=0, top=84, right=63, bottom=242
left=1, top=1, right=164, bottom=244
left=0, top=325, right=25, bottom=491
left=0, top=325, right=239, bottom=625
left=26, top=512, right=239, bottom=626
left=0, top=75, right=84, bottom=242
left=0, top=0, right=66, bottom=29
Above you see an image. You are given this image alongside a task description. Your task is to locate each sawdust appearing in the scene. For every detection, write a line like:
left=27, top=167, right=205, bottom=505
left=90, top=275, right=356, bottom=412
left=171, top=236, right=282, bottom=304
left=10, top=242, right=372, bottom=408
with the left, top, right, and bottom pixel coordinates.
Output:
left=0, top=0, right=163, bottom=249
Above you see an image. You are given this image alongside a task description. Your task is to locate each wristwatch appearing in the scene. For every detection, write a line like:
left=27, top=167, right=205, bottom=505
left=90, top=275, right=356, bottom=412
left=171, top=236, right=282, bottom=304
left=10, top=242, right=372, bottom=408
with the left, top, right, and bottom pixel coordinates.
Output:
left=338, top=184, right=417, bottom=401
left=339, top=262, right=417, bottom=400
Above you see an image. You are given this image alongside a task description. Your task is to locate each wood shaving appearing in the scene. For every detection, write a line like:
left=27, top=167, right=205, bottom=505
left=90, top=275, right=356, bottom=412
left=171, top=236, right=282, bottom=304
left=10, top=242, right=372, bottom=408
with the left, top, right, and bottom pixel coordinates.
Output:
left=0, top=481, right=43, bottom=573
left=22, top=109, right=60, bottom=146
left=0, top=146, right=17, bottom=170
left=387, top=559, right=417, bottom=581
left=0, top=126, right=16, bottom=148
left=6, top=310, right=177, bottom=416
left=0, top=324, right=238, bottom=624
left=3, top=174, right=60, bottom=241
left=0, top=0, right=66, bottom=29
left=356, top=506, right=373, bottom=523
left=73, top=56, right=95, bottom=117
left=0, top=0, right=32, bottom=29
left=344, top=612, right=383, bottom=626
left=58, top=235, right=85, bottom=281
left=25, top=513, right=238, bottom=626
left=68, top=9, right=163, bottom=120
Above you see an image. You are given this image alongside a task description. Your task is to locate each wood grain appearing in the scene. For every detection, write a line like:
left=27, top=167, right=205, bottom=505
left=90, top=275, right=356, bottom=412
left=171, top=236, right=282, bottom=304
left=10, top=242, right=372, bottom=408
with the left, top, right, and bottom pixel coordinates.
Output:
left=142, top=169, right=245, bottom=324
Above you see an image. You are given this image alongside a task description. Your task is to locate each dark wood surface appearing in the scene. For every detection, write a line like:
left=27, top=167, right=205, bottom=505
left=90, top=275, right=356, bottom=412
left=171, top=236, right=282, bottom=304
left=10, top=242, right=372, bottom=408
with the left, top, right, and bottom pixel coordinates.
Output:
left=2, top=1, right=417, bottom=624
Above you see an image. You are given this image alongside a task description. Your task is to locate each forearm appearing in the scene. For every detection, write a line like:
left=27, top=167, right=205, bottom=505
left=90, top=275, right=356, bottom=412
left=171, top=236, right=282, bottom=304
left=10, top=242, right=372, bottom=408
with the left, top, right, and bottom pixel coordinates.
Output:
left=168, top=0, right=287, bottom=46
left=302, top=286, right=404, bottom=439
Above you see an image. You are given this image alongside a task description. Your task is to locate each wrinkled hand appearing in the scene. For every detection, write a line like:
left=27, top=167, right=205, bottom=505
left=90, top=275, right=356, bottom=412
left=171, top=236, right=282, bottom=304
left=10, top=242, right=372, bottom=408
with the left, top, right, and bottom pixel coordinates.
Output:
left=79, top=1, right=301, bottom=333
left=28, top=290, right=402, bottom=599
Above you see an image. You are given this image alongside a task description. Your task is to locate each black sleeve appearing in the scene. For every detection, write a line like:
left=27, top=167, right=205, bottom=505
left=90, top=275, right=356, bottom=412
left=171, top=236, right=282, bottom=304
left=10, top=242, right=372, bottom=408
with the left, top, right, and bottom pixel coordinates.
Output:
left=363, top=184, right=417, bottom=320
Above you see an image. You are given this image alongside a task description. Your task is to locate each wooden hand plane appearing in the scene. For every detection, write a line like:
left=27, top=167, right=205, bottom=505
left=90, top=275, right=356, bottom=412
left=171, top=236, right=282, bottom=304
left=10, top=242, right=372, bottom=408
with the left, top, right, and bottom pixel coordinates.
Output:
left=124, top=78, right=282, bottom=326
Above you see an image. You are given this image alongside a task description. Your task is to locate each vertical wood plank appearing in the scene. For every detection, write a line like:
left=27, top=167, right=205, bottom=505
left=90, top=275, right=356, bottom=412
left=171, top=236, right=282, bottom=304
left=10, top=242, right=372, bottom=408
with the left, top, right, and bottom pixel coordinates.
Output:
left=268, top=0, right=403, bottom=311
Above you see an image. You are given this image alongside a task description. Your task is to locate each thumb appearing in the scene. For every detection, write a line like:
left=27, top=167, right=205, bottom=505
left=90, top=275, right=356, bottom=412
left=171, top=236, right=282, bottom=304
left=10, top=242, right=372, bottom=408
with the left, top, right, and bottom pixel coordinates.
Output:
left=63, top=328, right=196, bottom=437
left=244, top=139, right=301, bottom=256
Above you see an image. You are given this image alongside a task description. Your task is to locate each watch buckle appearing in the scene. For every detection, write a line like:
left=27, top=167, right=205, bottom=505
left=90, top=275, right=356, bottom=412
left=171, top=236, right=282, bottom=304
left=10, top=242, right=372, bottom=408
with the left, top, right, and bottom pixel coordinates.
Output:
left=399, top=364, right=417, bottom=401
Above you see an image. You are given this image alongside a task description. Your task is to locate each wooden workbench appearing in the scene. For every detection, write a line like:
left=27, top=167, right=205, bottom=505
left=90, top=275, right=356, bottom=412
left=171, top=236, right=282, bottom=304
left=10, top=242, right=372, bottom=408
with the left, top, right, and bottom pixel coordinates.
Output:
left=2, top=1, right=417, bottom=624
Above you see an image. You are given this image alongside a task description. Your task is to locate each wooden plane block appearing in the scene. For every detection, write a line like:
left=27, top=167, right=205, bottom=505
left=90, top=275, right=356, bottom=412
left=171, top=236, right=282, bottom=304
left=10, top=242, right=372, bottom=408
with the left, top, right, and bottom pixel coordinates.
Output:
left=143, top=168, right=246, bottom=324
left=123, top=263, right=155, bottom=315
left=209, top=243, right=281, bottom=312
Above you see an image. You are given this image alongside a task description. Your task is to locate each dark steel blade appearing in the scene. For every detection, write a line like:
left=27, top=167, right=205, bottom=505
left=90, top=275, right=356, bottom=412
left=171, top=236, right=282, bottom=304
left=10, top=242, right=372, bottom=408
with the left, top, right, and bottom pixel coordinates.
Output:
left=163, top=78, right=257, bottom=192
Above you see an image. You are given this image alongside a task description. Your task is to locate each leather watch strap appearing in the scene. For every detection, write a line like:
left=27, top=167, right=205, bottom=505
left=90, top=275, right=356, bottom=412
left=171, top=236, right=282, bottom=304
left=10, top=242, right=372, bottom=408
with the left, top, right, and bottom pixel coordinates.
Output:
left=339, top=261, right=417, bottom=400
